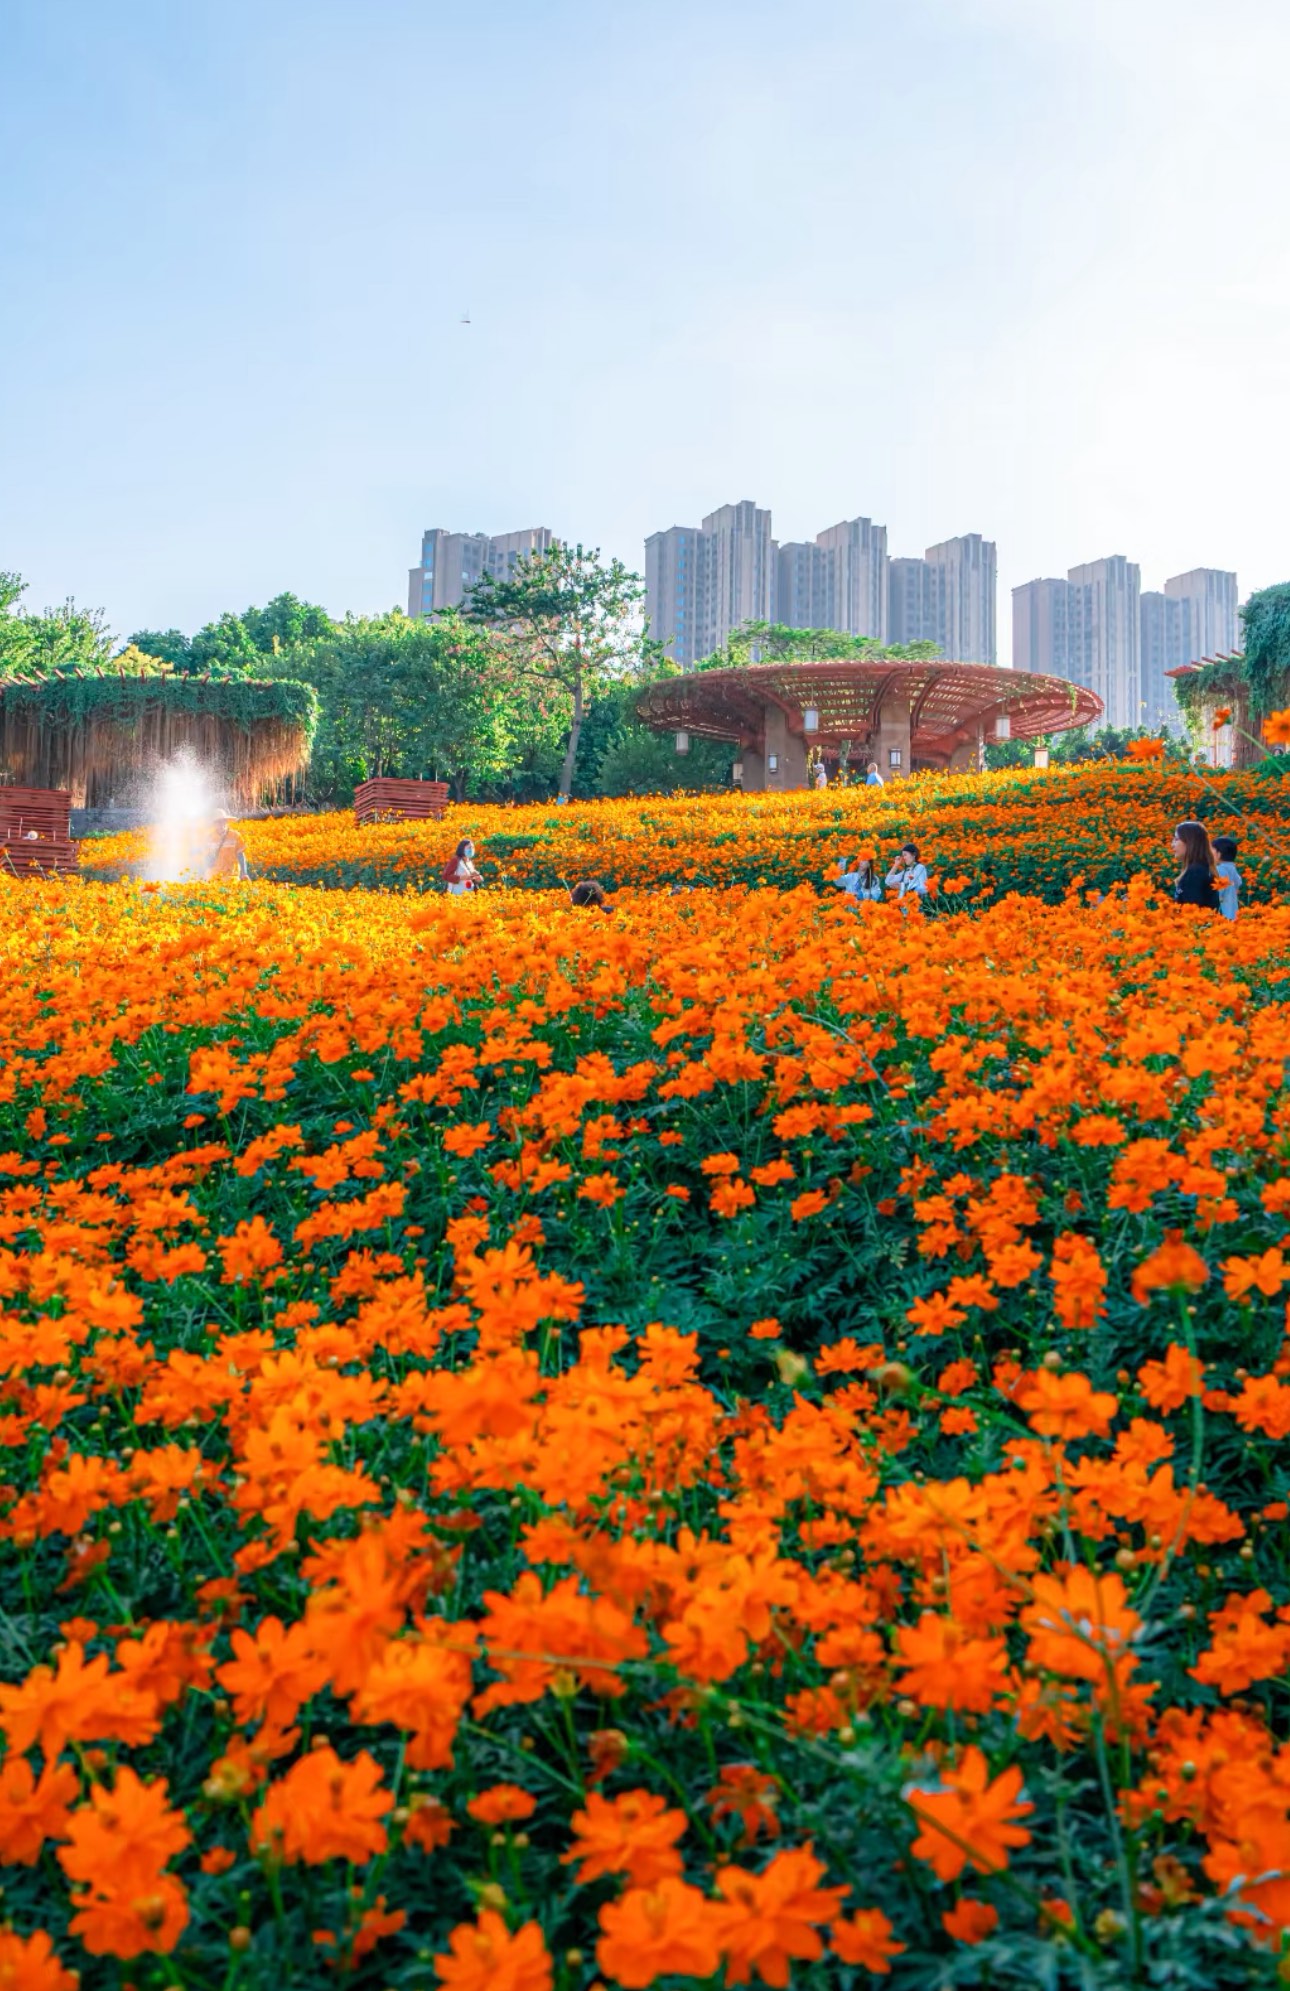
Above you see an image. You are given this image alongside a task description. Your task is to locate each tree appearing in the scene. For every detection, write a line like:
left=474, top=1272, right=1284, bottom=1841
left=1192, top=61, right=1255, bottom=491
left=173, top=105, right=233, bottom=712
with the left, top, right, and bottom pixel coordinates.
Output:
left=188, top=593, right=336, bottom=673
left=127, top=628, right=193, bottom=670
left=263, top=609, right=522, bottom=801
left=0, top=572, right=114, bottom=678
left=463, top=545, right=648, bottom=800
left=698, top=622, right=942, bottom=670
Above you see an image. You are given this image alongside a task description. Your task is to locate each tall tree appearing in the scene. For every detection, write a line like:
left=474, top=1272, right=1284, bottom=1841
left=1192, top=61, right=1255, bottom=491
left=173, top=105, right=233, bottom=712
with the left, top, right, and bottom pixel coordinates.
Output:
left=0, top=573, right=114, bottom=677
left=127, top=627, right=193, bottom=670
left=463, top=544, right=648, bottom=799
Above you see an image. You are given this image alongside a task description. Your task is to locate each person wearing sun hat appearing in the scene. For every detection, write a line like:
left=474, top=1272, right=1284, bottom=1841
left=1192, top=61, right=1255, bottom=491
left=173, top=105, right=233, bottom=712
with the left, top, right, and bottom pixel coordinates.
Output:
left=206, top=810, right=249, bottom=881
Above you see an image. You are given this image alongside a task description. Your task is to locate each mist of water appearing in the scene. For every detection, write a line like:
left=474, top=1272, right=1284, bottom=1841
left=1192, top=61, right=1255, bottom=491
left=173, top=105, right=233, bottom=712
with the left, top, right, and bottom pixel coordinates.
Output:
left=141, top=751, right=224, bottom=883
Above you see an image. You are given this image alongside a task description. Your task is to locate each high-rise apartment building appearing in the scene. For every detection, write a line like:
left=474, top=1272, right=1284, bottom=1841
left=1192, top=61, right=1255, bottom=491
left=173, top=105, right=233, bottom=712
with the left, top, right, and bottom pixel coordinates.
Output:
left=924, top=534, right=997, bottom=664
left=888, top=557, right=938, bottom=647
left=1164, top=568, right=1239, bottom=664
left=885, top=537, right=997, bottom=663
left=407, top=525, right=556, bottom=618
left=1139, top=593, right=1189, bottom=733
left=776, top=516, right=888, bottom=641
left=1013, top=556, right=1140, bottom=729
left=645, top=500, right=775, bottom=665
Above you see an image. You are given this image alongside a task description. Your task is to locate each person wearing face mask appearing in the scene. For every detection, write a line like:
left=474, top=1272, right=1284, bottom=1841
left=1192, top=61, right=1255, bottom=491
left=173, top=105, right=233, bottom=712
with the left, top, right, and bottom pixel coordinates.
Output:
left=442, top=838, right=483, bottom=895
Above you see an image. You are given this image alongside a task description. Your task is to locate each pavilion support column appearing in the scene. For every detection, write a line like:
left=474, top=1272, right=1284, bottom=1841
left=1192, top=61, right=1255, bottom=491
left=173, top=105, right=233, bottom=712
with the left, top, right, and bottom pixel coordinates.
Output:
left=763, top=704, right=809, bottom=791
left=874, top=693, right=912, bottom=779
left=739, top=748, right=766, bottom=792
left=948, top=730, right=981, bottom=773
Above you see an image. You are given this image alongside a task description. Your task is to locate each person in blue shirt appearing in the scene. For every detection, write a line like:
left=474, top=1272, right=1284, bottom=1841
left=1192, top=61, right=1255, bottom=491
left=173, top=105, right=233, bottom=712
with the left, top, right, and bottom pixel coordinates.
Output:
left=865, top=761, right=884, bottom=787
left=1213, top=834, right=1241, bottom=920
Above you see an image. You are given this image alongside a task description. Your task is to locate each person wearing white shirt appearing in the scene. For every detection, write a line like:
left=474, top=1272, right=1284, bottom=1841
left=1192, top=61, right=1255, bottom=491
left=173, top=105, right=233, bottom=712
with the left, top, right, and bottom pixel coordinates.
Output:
left=833, top=855, right=883, bottom=903
left=886, top=842, right=929, bottom=899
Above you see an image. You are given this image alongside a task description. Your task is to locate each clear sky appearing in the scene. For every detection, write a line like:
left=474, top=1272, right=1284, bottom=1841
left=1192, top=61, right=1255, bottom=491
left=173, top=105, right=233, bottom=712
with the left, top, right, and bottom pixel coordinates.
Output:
left=4, top=0, right=1287, bottom=661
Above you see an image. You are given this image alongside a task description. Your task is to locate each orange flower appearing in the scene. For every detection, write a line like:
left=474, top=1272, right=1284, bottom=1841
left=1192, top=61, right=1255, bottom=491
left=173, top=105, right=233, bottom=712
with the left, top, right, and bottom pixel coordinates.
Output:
left=1222, top=1248, right=1288, bottom=1300
left=467, top=1784, right=536, bottom=1826
left=1131, top=1230, right=1208, bottom=1305
left=1211, top=706, right=1233, bottom=727
left=894, top=1614, right=1009, bottom=1713
left=748, top=1317, right=782, bottom=1340
left=907, top=1746, right=1034, bottom=1882
left=1021, top=1567, right=1141, bottom=1686
left=790, top=1189, right=829, bottom=1221
left=942, top=1898, right=998, bottom=1942
left=711, top=1177, right=757, bottom=1217
left=707, top=1764, right=781, bottom=1846
left=1263, top=707, right=1290, bottom=745
left=216, top=1615, right=329, bottom=1731
left=578, top=1171, right=624, bottom=1207
left=1013, top=1367, right=1118, bottom=1439
left=714, top=1843, right=847, bottom=1986
left=831, top=1907, right=905, bottom=1971
left=0, top=1928, right=79, bottom=1990
left=1125, top=737, right=1165, bottom=760
left=1137, top=1341, right=1203, bottom=1412
left=402, top=1795, right=455, bottom=1852
left=0, top=1754, right=78, bottom=1864
left=596, top=1877, right=724, bottom=1988
left=563, top=1788, right=687, bottom=1885
left=250, top=1746, right=392, bottom=1865
left=443, top=1121, right=492, bottom=1157
left=58, top=1767, right=191, bottom=1959
left=432, top=1910, right=552, bottom=1991
left=218, top=1214, right=284, bottom=1282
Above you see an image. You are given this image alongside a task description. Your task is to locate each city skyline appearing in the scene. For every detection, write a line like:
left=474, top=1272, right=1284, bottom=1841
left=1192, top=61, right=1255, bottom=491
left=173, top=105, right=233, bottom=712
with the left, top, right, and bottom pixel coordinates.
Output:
left=5, top=3, right=1285, bottom=668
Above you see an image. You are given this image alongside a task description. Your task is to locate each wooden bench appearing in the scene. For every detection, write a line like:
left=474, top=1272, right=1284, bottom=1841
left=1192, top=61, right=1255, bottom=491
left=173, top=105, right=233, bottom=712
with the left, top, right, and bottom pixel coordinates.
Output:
left=0, top=787, right=78, bottom=879
left=354, top=778, right=450, bottom=825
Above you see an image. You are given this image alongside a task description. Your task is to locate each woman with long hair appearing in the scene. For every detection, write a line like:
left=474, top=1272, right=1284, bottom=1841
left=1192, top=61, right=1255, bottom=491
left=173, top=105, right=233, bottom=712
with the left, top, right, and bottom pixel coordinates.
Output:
left=1171, top=820, right=1220, bottom=911
left=443, top=838, right=482, bottom=895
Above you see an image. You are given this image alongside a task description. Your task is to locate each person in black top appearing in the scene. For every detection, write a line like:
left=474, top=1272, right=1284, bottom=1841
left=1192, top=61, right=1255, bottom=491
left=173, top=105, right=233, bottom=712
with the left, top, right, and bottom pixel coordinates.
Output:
left=1171, top=820, right=1221, bottom=910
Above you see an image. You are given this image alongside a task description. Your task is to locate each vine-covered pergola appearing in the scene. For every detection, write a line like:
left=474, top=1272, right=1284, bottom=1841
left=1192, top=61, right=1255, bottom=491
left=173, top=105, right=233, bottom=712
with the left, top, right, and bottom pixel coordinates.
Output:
left=636, top=659, right=1101, bottom=789
left=0, top=672, right=318, bottom=808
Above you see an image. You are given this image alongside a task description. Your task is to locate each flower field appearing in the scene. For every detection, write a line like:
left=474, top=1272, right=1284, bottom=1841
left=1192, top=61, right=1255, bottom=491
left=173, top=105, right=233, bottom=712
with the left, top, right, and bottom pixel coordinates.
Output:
left=82, top=761, right=1290, bottom=902
left=5, top=861, right=1290, bottom=1988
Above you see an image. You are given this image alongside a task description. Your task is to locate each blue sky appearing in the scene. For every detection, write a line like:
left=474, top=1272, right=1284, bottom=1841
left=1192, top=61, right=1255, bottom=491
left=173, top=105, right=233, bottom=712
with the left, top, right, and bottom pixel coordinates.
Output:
left=4, top=0, right=1288, bottom=660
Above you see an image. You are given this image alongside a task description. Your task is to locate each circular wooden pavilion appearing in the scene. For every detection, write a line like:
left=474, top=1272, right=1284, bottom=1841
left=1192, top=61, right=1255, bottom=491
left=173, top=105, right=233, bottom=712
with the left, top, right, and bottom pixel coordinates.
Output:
left=636, top=659, right=1102, bottom=790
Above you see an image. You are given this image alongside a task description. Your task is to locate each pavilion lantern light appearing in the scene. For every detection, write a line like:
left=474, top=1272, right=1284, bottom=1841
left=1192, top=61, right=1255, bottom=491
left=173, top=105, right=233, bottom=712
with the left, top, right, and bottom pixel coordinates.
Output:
left=732, top=761, right=744, bottom=784
left=1034, top=746, right=1049, bottom=768
left=675, top=730, right=690, bottom=755
left=803, top=706, right=820, bottom=733
left=767, top=752, right=780, bottom=774
left=996, top=713, right=1012, bottom=740
left=888, top=746, right=902, bottom=769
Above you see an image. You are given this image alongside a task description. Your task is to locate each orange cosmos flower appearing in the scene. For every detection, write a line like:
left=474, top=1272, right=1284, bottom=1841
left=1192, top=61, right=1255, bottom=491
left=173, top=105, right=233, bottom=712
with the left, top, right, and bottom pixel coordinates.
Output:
left=577, top=1171, right=624, bottom=1207
left=1125, top=737, right=1165, bottom=761
left=1049, top=1231, right=1107, bottom=1328
left=711, top=1177, right=757, bottom=1217
left=894, top=1613, right=1009, bottom=1714
left=0, top=1928, right=79, bottom=1990
left=907, top=1746, right=1034, bottom=1882
left=216, top=1614, right=329, bottom=1731
left=1013, top=1367, right=1119, bottom=1440
left=700, top=1151, right=742, bottom=1176
left=466, top=1784, right=536, bottom=1826
left=1222, top=1247, right=1289, bottom=1300
left=707, top=1764, right=781, bottom=1846
left=563, top=1788, right=687, bottom=1885
left=69, top=1875, right=190, bottom=1960
left=713, top=1843, right=847, bottom=1986
left=0, top=1754, right=78, bottom=1864
left=443, top=1121, right=492, bottom=1157
left=250, top=1746, right=392, bottom=1865
left=942, top=1898, right=998, bottom=1942
left=432, top=1910, right=552, bottom=1991
left=1263, top=707, right=1290, bottom=745
left=1137, top=1341, right=1203, bottom=1412
left=790, top=1189, right=829, bottom=1221
left=748, top=1317, right=782, bottom=1339
left=402, top=1795, right=455, bottom=1852
left=596, top=1877, right=724, bottom=1988
left=831, top=1907, right=906, bottom=1971
left=1131, top=1230, right=1208, bottom=1305
left=218, top=1214, right=284, bottom=1282
left=1021, top=1567, right=1141, bottom=1685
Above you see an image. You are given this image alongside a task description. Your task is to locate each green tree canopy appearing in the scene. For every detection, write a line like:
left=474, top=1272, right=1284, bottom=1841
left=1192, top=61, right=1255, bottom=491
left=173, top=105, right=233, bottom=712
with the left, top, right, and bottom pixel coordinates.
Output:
left=126, top=627, right=193, bottom=670
left=698, top=621, right=942, bottom=670
left=0, top=572, right=115, bottom=679
left=463, top=545, right=649, bottom=799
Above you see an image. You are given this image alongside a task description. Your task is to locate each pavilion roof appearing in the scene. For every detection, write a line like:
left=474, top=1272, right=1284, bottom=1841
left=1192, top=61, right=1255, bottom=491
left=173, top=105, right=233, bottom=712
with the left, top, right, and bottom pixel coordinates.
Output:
left=635, top=659, right=1102, bottom=758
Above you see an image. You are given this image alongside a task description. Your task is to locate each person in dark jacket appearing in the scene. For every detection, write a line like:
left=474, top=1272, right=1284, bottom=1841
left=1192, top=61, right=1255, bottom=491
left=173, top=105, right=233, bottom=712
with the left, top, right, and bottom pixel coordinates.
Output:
left=1171, top=820, right=1221, bottom=910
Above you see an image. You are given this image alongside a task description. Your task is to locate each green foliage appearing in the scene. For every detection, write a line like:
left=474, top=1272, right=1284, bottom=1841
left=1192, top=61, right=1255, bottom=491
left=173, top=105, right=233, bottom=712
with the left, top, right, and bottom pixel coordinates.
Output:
left=464, top=544, right=650, bottom=798
left=985, top=726, right=1194, bottom=771
left=185, top=593, right=337, bottom=674
left=698, top=620, right=942, bottom=670
left=0, top=571, right=114, bottom=678
left=262, top=609, right=528, bottom=801
left=0, top=669, right=318, bottom=737
left=126, top=626, right=193, bottom=670
left=1240, top=580, right=1290, bottom=713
